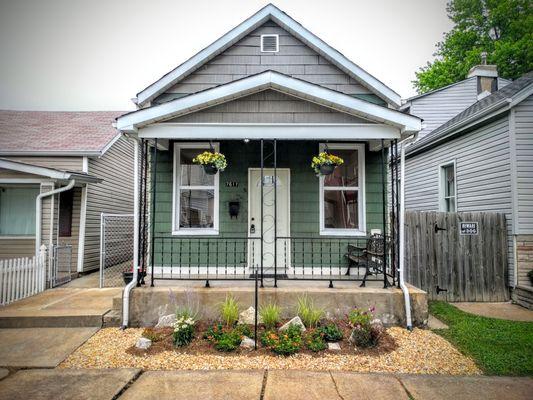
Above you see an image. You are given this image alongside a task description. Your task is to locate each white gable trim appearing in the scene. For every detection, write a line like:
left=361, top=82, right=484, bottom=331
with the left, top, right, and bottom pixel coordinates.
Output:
left=119, top=71, right=420, bottom=133
left=0, top=158, right=102, bottom=183
left=135, top=4, right=401, bottom=107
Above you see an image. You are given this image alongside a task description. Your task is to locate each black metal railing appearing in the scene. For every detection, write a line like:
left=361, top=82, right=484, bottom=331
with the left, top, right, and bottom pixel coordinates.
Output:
left=150, top=235, right=395, bottom=287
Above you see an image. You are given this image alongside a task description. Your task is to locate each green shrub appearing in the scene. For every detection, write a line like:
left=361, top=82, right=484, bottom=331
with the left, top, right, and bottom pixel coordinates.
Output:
left=204, top=323, right=224, bottom=343
left=297, top=295, right=324, bottom=328
left=214, top=330, right=243, bottom=352
left=305, top=329, right=327, bottom=352
left=317, top=323, right=343, bottom=342
left=349, top=325, right=381, bottom=348
left=235, top=323, right=252, bottom=338
left=262, top=325, right=302, bottom=355
left=348, top=307, right=374, bottom=328
left=260, top=303, right=281, bottom=329
left=141, top=327, right=164, bottom=342
left=172, top=316, right=195, bottom=347
left=220, top=294, right=239, bottom=327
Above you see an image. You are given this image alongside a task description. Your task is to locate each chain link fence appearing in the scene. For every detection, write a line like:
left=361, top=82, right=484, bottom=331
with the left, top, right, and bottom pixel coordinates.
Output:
left=99, top=213, right=134, bottom=288
left=49, top=244, right=72, bottom=287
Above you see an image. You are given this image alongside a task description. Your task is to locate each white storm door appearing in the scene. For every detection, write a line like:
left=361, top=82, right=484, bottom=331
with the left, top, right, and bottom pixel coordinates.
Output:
left=248, top=169, right=290, bottom=275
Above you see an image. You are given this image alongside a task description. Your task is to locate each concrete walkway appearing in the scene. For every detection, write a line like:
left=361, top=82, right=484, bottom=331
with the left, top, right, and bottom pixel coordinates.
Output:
left=0, top=287, right=121, bottom=328
left=0, top=327, right=98, bottom=368
left=1, top=369, right=531, bottom=400
left=454, top=302, right=533, bottom=322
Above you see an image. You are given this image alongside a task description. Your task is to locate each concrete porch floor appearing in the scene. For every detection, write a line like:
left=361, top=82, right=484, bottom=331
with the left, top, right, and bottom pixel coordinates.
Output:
left=0, top=287, right=121, bottom=328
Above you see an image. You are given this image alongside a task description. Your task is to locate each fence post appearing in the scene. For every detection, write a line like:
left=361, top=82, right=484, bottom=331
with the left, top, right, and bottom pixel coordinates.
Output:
left=39, top=244, right=47, bottom=291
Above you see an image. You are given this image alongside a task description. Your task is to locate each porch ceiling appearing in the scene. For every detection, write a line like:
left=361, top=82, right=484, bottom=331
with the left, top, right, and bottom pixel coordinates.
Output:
left=116, top=71, right=421, bottom=135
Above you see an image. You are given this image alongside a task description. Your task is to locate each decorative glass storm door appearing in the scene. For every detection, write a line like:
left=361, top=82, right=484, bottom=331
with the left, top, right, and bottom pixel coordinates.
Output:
left=248, top=169, right=290, bottom=276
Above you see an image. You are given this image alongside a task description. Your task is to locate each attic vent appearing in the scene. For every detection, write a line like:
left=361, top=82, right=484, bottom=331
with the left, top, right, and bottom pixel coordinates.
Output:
left=261, top=34, right=279, bottom=53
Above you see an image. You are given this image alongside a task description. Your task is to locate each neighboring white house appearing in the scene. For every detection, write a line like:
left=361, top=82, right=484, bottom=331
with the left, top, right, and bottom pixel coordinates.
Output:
left=402, top=70, right=533, bottom=308
left=0, top=111, right=134, bottom=282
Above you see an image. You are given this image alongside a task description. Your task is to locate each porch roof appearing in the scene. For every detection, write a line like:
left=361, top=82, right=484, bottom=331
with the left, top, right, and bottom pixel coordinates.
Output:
left=117, top=71, right=422, bottom=138
left=0, top=158, right=102, bottom=184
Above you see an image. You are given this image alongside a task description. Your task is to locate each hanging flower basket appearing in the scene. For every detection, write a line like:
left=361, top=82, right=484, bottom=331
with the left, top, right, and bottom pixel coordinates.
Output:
left=311, top=152, right=344, bottom=176
left=193, top=151, right=227, bottom=175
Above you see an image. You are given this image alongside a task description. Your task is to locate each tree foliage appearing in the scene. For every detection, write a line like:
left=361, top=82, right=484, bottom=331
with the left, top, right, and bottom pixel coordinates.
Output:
left=414, top=0, right=533, bottom=93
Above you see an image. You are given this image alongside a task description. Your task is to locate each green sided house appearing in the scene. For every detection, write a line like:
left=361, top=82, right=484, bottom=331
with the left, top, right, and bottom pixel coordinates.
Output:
left=115, top=4, right=421, bottom=320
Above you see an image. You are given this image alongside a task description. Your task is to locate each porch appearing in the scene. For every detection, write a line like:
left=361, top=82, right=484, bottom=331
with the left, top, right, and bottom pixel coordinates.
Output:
left=137, top=138, right=402, bottom=288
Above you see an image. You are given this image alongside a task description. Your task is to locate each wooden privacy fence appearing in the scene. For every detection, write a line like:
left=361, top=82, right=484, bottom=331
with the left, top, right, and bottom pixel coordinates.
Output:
left=0, top=253, right=46, bottom=306
left=404, top=211, right=508, bottom=302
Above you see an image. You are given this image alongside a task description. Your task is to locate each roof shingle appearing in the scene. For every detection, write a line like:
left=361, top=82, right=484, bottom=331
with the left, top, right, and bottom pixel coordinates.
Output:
left=0, top=111, right=124, bottom=154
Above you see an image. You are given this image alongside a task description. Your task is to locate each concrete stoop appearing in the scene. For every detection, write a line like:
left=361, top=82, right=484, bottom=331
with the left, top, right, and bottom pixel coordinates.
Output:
left=112, top=285, right=428, bottom=327
left=512, top=285, right=533, bottom=310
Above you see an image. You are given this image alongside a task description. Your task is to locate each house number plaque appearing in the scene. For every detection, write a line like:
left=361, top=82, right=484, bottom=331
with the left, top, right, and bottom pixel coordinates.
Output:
left=459, top=222, right=478, bottom=235
left=225, top=181, right=239, bottom=187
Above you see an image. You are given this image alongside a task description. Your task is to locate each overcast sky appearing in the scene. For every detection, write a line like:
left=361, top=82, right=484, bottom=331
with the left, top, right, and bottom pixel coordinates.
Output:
left=0, top=0, right=452, bottom=111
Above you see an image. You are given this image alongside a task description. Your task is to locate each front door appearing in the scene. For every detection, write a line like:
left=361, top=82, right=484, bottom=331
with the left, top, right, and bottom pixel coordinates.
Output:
left=248, top=168, right=290, bottom=276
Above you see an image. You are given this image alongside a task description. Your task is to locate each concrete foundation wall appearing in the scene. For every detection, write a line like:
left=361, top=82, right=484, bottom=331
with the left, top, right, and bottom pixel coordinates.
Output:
left=123, top=285, right=428, bottom=327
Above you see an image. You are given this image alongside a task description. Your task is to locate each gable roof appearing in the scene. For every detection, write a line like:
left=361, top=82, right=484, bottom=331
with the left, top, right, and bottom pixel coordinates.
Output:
left=135, top=4, right=401, bottom=108
left=0, top=111, right=123, bottom=156
left=118, top=71, right=421, bottom=133
left=407, top=72, right=533, bottom=155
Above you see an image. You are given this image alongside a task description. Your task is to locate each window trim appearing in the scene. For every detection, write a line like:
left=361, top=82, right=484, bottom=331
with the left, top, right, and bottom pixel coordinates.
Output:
left=260, top=34, right=279, bottom=53
left=319, top=143, right=366, bottom=236
left=172, top=142, right=220, bottom=236
left=438, top=160, right=457, bottom=212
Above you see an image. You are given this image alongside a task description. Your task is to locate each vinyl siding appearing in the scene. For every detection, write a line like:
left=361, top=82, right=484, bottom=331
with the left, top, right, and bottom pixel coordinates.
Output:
left=409, top=77, right=511, bottom=141
left=404, top=116, right=515, bottom=285
left=83, top=136, right=134, bottom=272
left=514, top=95, right=533, bottom=234
left=154, top=21, right=379, bottom=105
left=167, top=90, right=370, bottom=124
left=57, top=187, right=81, bottom=274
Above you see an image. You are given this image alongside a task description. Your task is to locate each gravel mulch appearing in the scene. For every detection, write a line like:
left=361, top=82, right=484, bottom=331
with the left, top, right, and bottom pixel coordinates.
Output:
left=58, top=327, right=481, bottom=375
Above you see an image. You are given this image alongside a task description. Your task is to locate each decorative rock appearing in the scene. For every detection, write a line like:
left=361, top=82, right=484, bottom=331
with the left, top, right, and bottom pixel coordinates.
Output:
left=240, top=336, right=256, bottom=350
left=328, top=342, right=341, bottom=351
left=155, top=314, right=176, bottom=328
left=135, top=337, right=152, bottom=350
left=238, top=307, right=262, bottom=325
left=371, top=318, right=384, bottom=328
left=279, top=316, right=306, bottom=332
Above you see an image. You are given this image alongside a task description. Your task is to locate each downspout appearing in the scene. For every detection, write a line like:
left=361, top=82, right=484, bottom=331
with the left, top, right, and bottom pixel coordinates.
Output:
left=121, top=134, right=140, bottom=329
left=399, top=133, right=418, bottom=331
left=35, top=179, right=76, bottom=258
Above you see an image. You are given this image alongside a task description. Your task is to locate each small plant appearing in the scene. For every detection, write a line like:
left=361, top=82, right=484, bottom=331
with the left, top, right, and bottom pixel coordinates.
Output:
left=261, top=325, right=302, bottom=355
left=260, top=302, right=281, bottom=329
left=348, top=307, right=374, bottom=328
left=172, top=316, right=195, bottom=347
left=311, top=152, right=344, bottom=175
left=176, top=305, right=199, bottom=322
left=141, top=327, right=164, bottom=342
left=297, top=295, right=324, bottom=328
left=220, top=294, right=240, bottom=327
left=204, top=323, right=225, bottom=343
left=317, top=323, right=343, bottom=342
left=214, top=330, right=243, bottom=352
left=234, top=323, right=252, bottom=338
left=304, top=329, right=327, bottom=352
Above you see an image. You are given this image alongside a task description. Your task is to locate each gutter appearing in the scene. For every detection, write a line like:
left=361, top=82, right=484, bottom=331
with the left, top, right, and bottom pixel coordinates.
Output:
left=35, top=179, right=76, bottom=260
left=398, top=133, right=418, bottom=331
left=121, top=134, right=140, bottom=329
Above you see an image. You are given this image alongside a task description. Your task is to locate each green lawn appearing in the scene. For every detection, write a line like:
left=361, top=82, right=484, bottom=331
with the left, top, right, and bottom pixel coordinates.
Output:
left=429, top=301, right=533, bottom=376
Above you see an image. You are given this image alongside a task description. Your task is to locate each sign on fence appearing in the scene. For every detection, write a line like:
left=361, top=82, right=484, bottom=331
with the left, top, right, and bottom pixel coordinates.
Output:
left=404, top=211, right=508, bottom=302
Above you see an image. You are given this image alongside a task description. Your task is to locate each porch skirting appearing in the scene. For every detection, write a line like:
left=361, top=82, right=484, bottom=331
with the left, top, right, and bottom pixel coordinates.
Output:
left=122, top=284, right=428, bottom=327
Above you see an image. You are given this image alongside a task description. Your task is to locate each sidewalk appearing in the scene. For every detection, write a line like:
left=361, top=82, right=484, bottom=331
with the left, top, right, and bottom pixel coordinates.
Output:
left=0, top=369, right=531, bottom=400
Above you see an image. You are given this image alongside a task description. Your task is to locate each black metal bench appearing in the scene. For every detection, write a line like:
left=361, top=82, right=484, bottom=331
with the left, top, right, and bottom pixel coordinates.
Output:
left=345, top=234, right=388, bottom=287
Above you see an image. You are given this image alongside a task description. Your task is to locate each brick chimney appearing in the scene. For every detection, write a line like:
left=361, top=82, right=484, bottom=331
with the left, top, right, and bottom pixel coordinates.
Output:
left=467, top=52, right=499, bottom=99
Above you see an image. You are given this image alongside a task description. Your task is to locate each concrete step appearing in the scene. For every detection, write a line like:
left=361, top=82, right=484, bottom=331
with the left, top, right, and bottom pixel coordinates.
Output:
left=103, top=310, right=122, bottom=327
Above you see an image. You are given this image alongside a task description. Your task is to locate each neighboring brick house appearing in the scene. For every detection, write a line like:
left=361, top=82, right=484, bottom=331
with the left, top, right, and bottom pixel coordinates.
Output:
left=0, top=111, right=134, bottom=281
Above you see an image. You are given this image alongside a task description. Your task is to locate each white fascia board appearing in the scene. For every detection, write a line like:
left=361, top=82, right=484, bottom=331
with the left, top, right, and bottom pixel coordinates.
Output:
left=138, top=123, right=401, bottom=140
left=0, top=150, right=102, bottom=157
left=119, top=71, right=420, bottom=133
left=0, top=158, right=102, bottom=183
left=135, top=4, right=401, bottom=107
